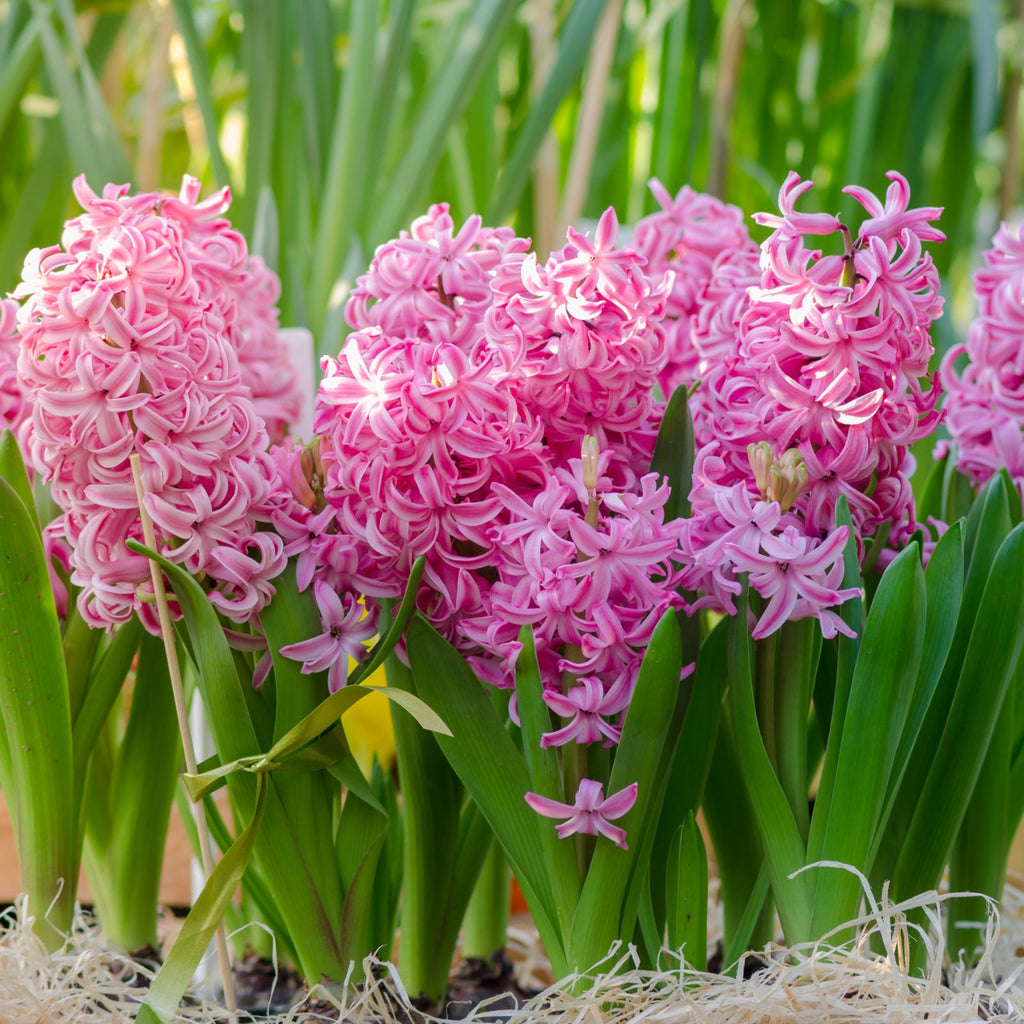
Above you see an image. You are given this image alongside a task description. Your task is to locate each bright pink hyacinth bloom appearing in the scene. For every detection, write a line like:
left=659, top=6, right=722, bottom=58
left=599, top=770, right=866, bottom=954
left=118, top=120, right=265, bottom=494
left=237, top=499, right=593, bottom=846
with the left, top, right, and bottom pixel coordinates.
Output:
left=525, top=779, right=638, bottom=849
left=485, top=206, right=673, bottom=491
left=680, top=170, right=944, bottom=635
left=633, top=179, right=758, bottom=397
left=14, top=176, right=291, bottom=631
left=940, top=222, right=1024, bottom=495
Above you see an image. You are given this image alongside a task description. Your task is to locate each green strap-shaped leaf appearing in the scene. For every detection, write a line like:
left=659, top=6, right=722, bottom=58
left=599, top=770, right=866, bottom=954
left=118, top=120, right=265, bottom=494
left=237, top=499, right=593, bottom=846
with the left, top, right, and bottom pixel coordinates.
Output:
left=406, top=614, right=569, bottom=977
left=870, top=520, right=964, bottom=871
left=807, top=543, right=926, bottom=937
left=570, top=609, right=683, bottom=970
left=0, top=429, right=38, bottom=531
left=649, top=384, right=695, bottom=522
left=125, top=540, right=348, bottom=983
left=726, top=585, right=812, bottom=944
left=892, top=523, right=1024, bottom=901
left=182, top=683, right=448, bottom=802
left=513, top=626, right=580, bottom=938
left=136, top=773, right=269, bottom=1024
left=666, top=812, right=708, bottom=970
left=349, top=556, right=426, bottom=686
left=0, top=477, right=76, bottom=946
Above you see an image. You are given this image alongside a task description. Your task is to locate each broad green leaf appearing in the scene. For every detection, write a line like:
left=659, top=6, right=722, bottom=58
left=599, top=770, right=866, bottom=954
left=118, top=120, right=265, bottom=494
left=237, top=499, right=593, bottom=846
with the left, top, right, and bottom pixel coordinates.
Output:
left=870, top=519, right=964, bottom=869
left=0, top=477, right=75, bottom=946
left=349, top=556, right=426, bottom=686
left=649, top=384, right=695, bottom=521
left=0, top=430, right=37, bottom=531
left=725, top=585, right=811, bottom=944
left=92, top=632, right=180, bottom=952
left=125, top=541, right=347, bottom=982
left=666, top=812, right=707, bottom=970
left=514, top=625, right=563, bottom=802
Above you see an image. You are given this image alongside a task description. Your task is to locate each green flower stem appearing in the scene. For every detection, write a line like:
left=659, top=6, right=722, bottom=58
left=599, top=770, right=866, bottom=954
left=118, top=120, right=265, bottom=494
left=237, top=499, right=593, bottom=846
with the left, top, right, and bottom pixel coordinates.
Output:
left=702, top=712, right=774, bottom=951
left=947, top=683, right=1012, bottom=962
left=386, top=653, right=462, bottom=1005
left=754, top=630, right=777, bottom=769
left=772, top=619, right=819, bottom=843
left=461, top=839, right=509, bottom=961
left=83, top=633, right=181, bottom=952
left=61, top=603, right=102, bottom=723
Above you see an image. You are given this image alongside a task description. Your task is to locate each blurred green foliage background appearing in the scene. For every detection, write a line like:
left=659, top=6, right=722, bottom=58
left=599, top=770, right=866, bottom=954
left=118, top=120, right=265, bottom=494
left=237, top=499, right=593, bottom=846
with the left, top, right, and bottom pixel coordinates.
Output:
left=0, top=0, right=1020, bottom=357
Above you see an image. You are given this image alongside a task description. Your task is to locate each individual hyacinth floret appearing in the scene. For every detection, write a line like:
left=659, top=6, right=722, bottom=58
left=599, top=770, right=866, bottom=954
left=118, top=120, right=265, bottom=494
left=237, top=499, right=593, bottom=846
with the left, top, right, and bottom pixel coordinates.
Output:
left=939, top=222, right=1024, bottom=492
left=14, top=175, right=298, bottom=631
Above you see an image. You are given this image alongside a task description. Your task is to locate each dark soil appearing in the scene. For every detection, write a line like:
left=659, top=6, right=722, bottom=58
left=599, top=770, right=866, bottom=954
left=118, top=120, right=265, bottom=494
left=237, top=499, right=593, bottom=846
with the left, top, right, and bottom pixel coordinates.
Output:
left=443, top=950, right=541, bottom=1020
left=705, top=941, right=770, bottom=980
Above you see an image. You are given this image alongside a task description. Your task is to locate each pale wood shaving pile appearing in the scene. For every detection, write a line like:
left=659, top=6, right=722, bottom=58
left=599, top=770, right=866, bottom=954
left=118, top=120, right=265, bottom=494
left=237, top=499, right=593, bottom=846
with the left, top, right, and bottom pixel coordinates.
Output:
left=2, top=872, right=1024, bottom=1022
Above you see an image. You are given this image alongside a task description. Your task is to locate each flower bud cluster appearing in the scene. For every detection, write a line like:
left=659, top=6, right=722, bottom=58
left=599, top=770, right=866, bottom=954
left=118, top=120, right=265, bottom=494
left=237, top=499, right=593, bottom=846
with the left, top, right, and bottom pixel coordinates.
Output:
left=633, top=180, right=758, bottom=397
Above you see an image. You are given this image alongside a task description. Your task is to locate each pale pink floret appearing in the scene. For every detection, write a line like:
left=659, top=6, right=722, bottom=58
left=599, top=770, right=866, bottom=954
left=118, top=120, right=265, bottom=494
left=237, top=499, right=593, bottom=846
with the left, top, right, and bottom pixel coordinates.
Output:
left=0, top=300, right=29, bottom=447
left=726, top=524, right=859, bottom=640
left=525, top=779, right=638, bottom=849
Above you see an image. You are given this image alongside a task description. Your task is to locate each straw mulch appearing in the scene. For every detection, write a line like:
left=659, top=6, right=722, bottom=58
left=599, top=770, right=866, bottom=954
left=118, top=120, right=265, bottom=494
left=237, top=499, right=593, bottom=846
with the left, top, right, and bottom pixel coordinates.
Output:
left=4, top=870, right=1024, bottom=1022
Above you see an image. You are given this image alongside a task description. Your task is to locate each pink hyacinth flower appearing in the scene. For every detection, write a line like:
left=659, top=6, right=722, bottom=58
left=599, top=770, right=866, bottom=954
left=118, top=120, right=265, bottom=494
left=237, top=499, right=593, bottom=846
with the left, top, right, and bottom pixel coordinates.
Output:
left=525, top=778, right=638, bottom=849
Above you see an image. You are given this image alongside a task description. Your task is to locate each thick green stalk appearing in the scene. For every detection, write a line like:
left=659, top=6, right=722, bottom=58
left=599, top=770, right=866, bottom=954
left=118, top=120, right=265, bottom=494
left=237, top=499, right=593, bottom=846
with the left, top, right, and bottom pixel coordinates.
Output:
left=86, top=634, right=181, bottom=951
left=772, top=620, right=819, bottom=843
left=461, top=839, right=509, bottom=961
left=386, top=654, right=462, bottom=1005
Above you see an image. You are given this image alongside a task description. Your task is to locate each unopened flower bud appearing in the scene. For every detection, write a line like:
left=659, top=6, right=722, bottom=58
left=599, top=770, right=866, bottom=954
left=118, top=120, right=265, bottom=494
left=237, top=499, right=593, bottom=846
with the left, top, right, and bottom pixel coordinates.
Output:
left=747, top=441, right=774, bottom=499
left=581, top=435, right=600, bottom=494
left=767, top=449, right=807, bottom=511
left=581, top=435, right=601, bottom=528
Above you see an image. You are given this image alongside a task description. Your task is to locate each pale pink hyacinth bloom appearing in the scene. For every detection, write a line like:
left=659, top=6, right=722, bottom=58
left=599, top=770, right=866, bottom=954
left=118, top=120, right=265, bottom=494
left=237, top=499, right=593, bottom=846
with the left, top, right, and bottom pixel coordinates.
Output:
left=0, top=300, right=29, bottom=444
left=14, top=175, right=289, bottom=631
left=525, top=779, right=638, bottom=849
left=940, top=222, right=1024, bottom=496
